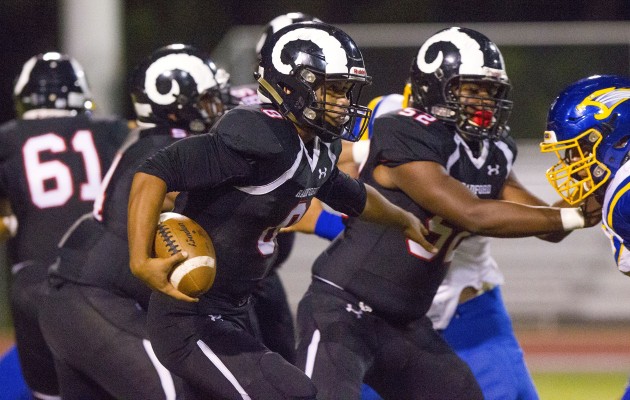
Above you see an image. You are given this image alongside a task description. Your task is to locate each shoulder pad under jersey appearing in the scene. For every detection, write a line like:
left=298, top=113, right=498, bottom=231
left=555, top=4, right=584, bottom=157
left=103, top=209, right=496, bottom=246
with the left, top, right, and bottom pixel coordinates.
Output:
left=214, top=105, right=286, bottom=158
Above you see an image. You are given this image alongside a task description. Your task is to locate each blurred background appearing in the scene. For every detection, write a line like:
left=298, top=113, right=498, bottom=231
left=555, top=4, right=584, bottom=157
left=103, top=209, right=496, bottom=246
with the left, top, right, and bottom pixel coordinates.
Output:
left=1, top=1, right=630, bottom=397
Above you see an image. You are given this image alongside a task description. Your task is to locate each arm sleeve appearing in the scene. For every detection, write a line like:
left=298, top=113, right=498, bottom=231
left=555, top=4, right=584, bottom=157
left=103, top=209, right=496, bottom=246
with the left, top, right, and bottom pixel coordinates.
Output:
left=316, top=168, right=367, bottom=217
left=138, top=133, right=253, bottom=192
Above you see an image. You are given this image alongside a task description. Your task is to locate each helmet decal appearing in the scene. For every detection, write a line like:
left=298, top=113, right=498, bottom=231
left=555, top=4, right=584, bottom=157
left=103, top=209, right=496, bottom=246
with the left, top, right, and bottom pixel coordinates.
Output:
left=417, top=27, right=483, bottom=75
left=417, top=27, right=507, bottom=80
left=131, top=44, right=232, bottom=131
left=576, top=87, right=630, bottom=120
left=272, top=27, right=348, bottom=75
left=145, top=53, right=219, bottom=105
left=256, top=12, right=322, bottom=60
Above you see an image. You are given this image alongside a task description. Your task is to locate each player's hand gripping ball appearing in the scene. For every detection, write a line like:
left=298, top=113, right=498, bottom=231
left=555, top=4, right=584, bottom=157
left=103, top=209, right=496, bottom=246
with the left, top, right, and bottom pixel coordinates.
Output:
left=154, top=212, right=216, bottom=297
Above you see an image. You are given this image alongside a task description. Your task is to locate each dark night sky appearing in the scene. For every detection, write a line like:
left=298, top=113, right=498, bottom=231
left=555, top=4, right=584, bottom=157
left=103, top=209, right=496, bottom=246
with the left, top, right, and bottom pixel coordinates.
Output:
left=1, top=0, right=629, bottom=124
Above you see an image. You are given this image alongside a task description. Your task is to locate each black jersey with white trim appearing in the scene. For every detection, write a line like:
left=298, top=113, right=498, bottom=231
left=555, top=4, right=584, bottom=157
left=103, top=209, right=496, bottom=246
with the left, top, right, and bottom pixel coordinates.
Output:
left=139, top=104, right=367, bottom=302
left=50, top=126, right=190, bottom=305
left=0, top=115, right=128, bottom=266
left=312, top=107, right=517, bottom=324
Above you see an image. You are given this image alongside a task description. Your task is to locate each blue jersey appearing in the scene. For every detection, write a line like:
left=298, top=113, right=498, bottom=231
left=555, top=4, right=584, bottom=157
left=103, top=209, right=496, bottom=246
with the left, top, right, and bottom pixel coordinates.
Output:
left=601, top=161, right=630, bottom=273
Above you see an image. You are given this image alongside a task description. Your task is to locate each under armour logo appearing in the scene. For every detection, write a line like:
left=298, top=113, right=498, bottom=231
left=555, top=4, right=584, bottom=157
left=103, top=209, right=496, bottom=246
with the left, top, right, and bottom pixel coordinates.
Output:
left=208, top=314, right=223, bottom=321
left=487, top=164, right=500, bottom=176
left=318, top=167, right=327, bottom=179
left=345, top=302, right=373, bottom=319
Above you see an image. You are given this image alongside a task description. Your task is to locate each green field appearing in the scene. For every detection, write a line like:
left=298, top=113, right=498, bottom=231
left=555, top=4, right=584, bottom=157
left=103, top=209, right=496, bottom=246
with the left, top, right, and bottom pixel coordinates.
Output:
left=533, top=372, right=628, bottom=400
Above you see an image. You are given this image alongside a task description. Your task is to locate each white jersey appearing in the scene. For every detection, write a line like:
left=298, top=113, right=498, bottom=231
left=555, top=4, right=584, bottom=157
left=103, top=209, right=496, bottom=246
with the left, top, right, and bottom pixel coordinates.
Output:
left=362, top=93, right=505, bottom=330
left=426, top=236, right=504, bottom=329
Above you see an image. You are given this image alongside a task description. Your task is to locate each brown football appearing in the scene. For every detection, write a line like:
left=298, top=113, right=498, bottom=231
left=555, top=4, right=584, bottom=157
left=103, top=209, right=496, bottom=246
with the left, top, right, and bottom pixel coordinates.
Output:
left=154, top=212, right=216, bottom=297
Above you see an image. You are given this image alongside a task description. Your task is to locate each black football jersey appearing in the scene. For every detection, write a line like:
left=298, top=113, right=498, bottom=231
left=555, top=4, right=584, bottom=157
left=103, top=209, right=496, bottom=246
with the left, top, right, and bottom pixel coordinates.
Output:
left=139, top=104, right=367, bottom=302
left=312, top=107, right=517, bottom=324
left=51, top=126, right=191, bottom=305
left=0, top=115, right=128, bottom=266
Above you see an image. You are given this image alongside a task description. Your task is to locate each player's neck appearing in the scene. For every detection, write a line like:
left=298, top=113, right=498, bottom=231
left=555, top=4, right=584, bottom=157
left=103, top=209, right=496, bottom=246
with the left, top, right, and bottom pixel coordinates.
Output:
left=295, top=124, right=317, bottom=143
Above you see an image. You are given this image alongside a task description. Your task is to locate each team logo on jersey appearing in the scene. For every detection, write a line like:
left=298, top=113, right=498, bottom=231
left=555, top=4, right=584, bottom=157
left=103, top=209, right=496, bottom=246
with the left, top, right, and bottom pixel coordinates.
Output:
left=272, top=28, right=350, bottom=75
left=318, top=167, right=327, bottom=179
left=576, top=87, right=630, bottom=120
left=296, top=187, right=319, bottom=198
left=487, top=164, right=500, bottom=176
left=416, top=27, right=507, bottom=79
left=345, top=302, right=373, bottom=319
left=466, top=184, right=492, bottom=195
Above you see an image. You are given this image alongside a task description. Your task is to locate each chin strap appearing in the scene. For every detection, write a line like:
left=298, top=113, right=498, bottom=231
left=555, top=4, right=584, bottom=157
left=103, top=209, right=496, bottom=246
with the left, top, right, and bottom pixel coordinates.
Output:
left=256, top=76, right=299, bottom=125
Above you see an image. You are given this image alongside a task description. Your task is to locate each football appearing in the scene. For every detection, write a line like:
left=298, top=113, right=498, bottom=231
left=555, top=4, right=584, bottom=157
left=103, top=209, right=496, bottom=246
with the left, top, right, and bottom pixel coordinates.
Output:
left=154, top=212, right=216, bottom=297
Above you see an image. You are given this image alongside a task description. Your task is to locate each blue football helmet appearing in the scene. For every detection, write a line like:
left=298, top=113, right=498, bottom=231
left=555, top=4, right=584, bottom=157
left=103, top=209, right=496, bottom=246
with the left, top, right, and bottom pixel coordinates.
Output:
left=540, top=75, right=630, bottom=205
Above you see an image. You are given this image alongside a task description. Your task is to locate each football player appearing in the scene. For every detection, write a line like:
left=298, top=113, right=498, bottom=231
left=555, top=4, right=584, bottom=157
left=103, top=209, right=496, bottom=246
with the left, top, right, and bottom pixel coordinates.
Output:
left=289, top=30, right=562, bottom=400
left=0, top=52, right=129, bottom=400
left=230, top=12, right=324, bottom=365
left=539, top=75, right=630, bottom=400
left=127, top=22, right=434, bottom=400
left=37, top=44, right=231, bottom=399
left=293, top=27, right=601, bottom=400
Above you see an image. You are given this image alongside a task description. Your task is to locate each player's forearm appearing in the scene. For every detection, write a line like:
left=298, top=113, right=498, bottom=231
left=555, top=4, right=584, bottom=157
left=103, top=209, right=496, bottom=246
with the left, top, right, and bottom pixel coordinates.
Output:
left=462, top=201, right=583, bottom=237
left=128, top=172, right=167, bottom=274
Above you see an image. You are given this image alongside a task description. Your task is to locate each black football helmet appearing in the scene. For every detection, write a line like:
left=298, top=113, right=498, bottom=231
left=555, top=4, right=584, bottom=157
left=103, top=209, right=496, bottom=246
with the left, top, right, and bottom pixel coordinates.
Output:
left=409, top=27, right=513, bottom=141
left=130, top=44, right=232, bottom=132
left=13, top=52, right=93, bottom=118
left=256, top=22, right=372, bottom=142
left=255, top=12, right=322, bottom=60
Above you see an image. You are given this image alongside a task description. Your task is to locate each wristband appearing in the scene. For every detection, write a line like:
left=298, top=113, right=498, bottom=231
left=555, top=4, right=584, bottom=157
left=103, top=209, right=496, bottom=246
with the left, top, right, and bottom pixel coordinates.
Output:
left=560, top=207, right=585, bottom=231
left=2, top=215, right=18, bottom=237
left=314, top=210, right=346, bottom=240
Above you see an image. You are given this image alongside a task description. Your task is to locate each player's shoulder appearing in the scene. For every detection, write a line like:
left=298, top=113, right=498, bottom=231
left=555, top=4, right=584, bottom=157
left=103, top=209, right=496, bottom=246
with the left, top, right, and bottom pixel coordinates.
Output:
left=0, top=119, right=18, bottom=137
left=138, top=125, right=190, bottom=140
left=376, top=106, right=448, bottom=139
left=495, top=132, right=518, bottom=154
left=0, top=120, right=19, bottom=159
left=82, top=114, right=128, bottom=130
left=214, top=104, right=290, bottom=157
left=604, top=162, right=630, bottom=211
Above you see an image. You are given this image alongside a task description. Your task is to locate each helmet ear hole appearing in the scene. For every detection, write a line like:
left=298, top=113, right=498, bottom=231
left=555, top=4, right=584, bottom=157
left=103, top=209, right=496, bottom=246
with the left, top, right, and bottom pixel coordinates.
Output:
left=613, top=136, right=630, bottom=150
